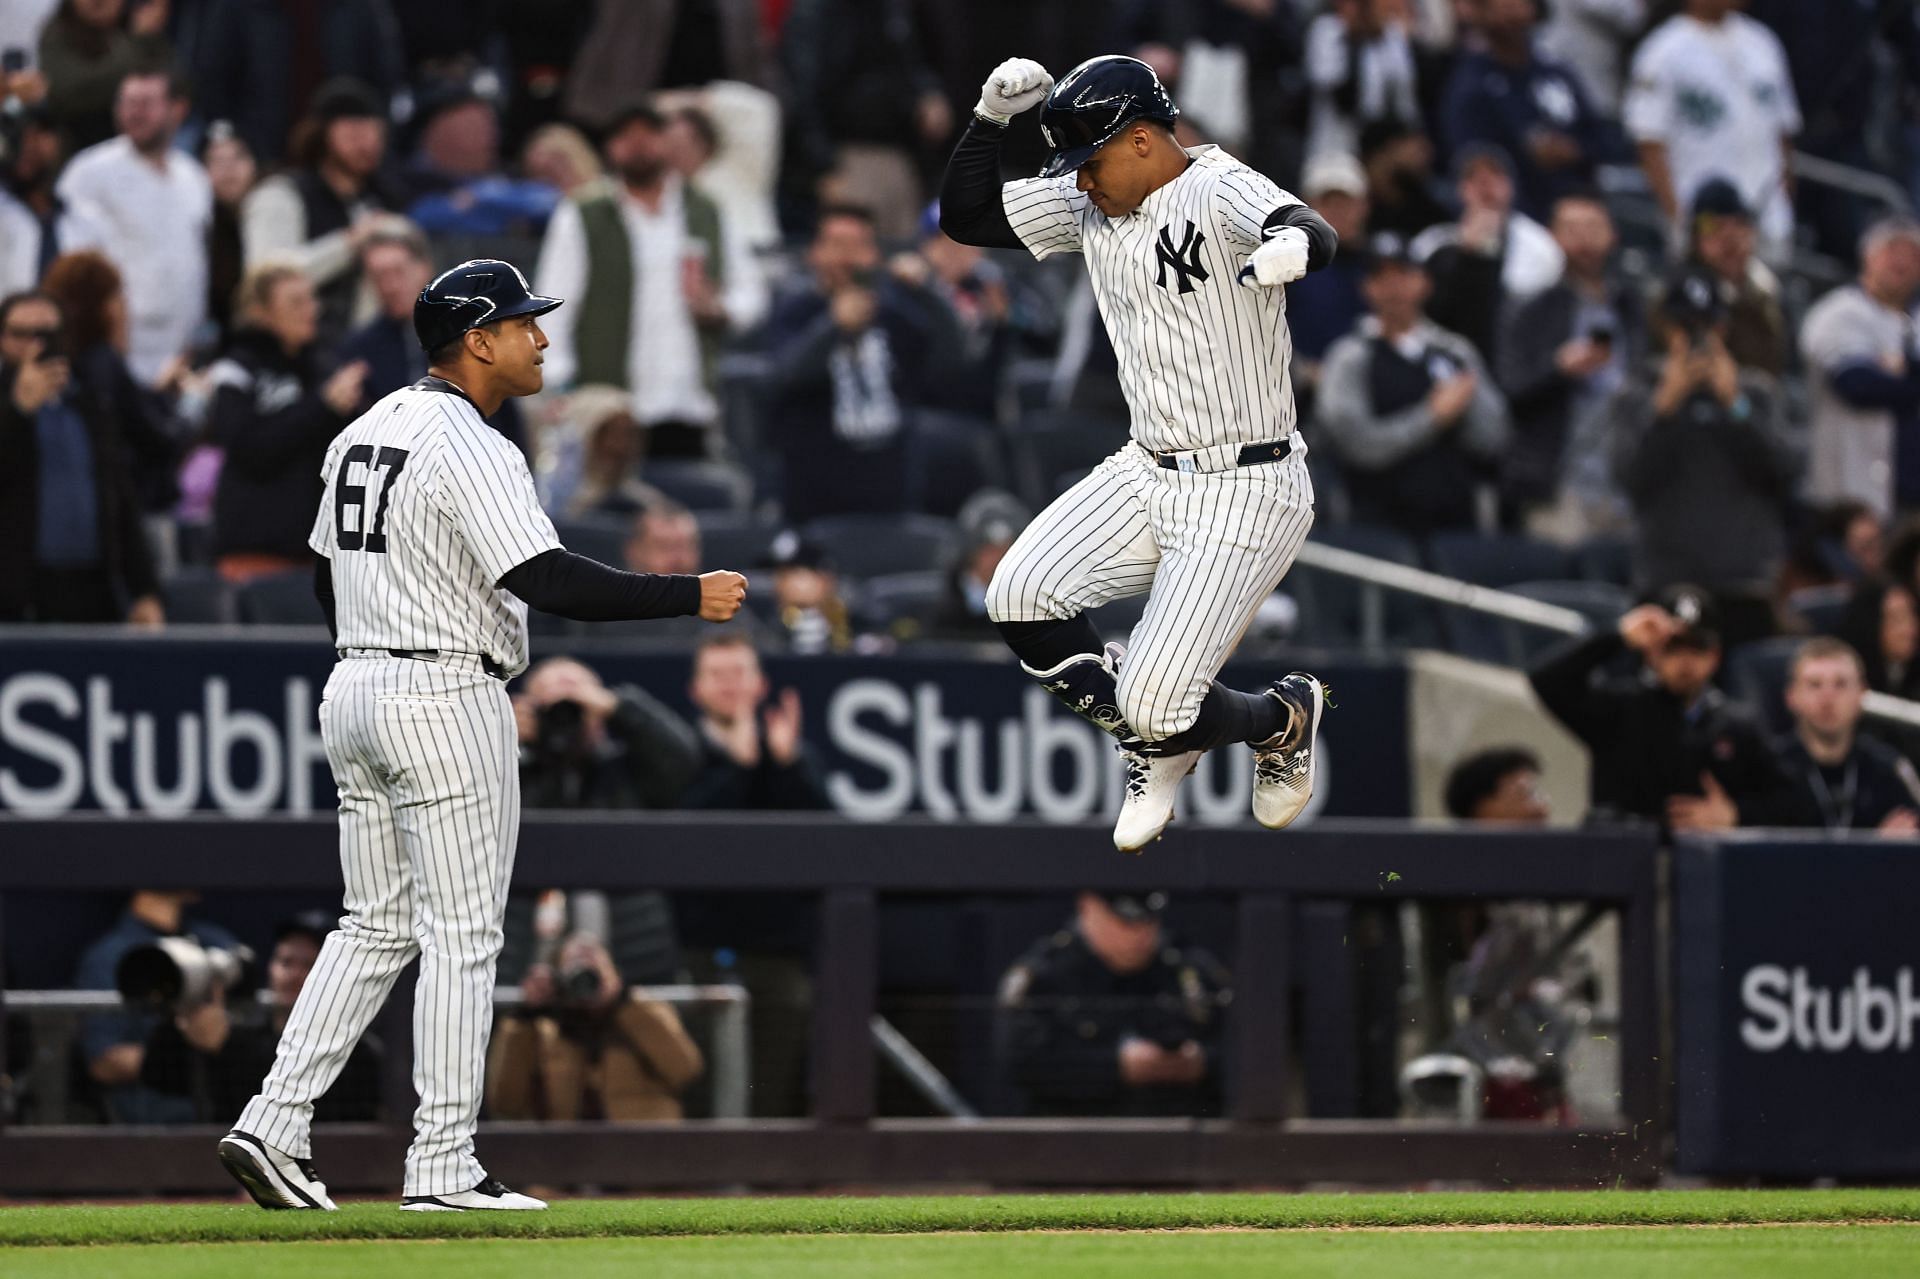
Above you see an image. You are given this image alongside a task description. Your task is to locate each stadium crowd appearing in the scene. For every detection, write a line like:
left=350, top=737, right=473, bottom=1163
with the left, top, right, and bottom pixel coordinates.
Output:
left=9, top=0, right=1920, bottom=1128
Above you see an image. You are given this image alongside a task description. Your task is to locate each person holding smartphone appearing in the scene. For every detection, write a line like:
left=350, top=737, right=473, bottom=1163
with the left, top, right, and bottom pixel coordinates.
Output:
left=0, top=288, right=164, bottom=624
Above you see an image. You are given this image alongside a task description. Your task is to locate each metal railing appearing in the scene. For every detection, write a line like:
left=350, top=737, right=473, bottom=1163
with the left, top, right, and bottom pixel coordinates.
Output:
left=1291, top=539, right=1920, bottom=732
left=5, top=984, right=751, bottom=1123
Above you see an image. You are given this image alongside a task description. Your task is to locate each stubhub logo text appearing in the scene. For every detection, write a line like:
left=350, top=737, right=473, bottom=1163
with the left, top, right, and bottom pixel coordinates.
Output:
left=1740, top=965, right=1920, bottom=1053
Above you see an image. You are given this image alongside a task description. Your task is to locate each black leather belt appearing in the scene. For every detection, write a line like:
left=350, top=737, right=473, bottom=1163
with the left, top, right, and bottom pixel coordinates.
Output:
left=348, top=648, right=508, bottom=681
left=1147, top=436, right=1293, bottom=471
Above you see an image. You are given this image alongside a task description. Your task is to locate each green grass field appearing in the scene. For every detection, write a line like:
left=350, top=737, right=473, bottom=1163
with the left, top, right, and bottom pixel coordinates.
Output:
left=5, top=1189, right=1918, bottom=1278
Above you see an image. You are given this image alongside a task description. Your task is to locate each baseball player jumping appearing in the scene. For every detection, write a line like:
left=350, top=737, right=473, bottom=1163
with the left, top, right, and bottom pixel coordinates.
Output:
left=941, top=55, right=1336, bottom=852
left=218, top=260, right=747, bottom=1211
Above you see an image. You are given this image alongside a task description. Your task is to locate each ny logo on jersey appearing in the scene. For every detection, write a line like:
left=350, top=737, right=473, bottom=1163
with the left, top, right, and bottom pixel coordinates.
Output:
left=1154, top=220, right=1210, bottom=295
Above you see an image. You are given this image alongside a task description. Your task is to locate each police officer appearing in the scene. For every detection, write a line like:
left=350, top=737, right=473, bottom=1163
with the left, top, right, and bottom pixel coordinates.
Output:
left=1528, top=584, right=1786, bottom=830
left=997, top=891, right=1229, bottom=1118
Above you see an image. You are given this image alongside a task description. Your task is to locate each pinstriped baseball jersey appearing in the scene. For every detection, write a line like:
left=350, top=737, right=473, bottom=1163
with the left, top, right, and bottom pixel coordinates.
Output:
left=308, top=382, right=562, bottom=677
left=1003, top=145, right=1301, bottom=453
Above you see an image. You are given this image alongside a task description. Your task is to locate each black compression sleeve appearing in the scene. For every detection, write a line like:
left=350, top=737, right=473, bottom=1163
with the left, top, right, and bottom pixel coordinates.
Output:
left=938, top=117, right=1025, bottom=251
left=499, top=548, right=702, bottom=622
left=314, top=557, right=337, bottom=641
left=1264, top=204, right=1339, bottom=273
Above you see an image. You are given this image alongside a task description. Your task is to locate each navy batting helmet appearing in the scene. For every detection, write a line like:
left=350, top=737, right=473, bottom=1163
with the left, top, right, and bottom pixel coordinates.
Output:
left=413, top=258, right=561, bottom=354
left=1037, top=55, right=1178, bottom=179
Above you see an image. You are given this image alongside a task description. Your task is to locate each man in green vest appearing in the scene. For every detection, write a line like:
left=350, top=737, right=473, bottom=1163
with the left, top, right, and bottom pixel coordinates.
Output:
left=535, top=103, right=766, bottom=459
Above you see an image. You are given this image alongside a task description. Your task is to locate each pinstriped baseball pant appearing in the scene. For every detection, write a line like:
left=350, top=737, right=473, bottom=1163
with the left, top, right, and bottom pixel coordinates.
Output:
left=236, top=654, right=519, bottom=1197
left=986, top=443, right=1315, bottom=742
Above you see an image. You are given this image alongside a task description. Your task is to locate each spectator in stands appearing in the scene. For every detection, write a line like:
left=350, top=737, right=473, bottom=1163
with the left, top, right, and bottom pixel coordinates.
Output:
left=536, top=103, right=765, bottom=460
left=538, top=384, right=658, bottom=519
left=902, top=205, right=1017, bottom=421
left=35, top=0, right=170, bottom=153
left=241, top=79, right=403, bottom=342
left=1497, top=192, right=1641, bottom=543
left=1624, top=0, right=1800, bottom=250
left=625, top=501, right=703, bottom=577
left=515, top=655, right=701, bottom=812
left=40, top=249, right=182, bottom=520
left=1804, top=217, right=1920, bottom=523
left=1304, top=0, right=1422, bottom=163
left=1360, top=117, right=1451, bottom=239
left=1413, top=143, right=1564, bottom=361
left=1614, top=269, right=1799, bottom=645
left=0, top=89, right=103, bottom=298
left=70, top=890, right=242, bottom=1123
left=1838, top=578, right=1920, bottom=703
left=200, top=122, right=257, bottom=338
left=1281, top=152, right=1372, bottom=382
left=1444, top=747, right=1551, bottom=824
left=1768, top=638, right=1920, bottom=833
left=208, top=263, right=366, bottom=583
left=682, top=630, right=829, bottom=810
left=656, top=82, right=784, bottom=257
left=560, top=0, right=772, bottom=133
left=139, top=911, right=383, bottom=1124
left=1441, top=0, right=1608, bottom=221
left=190, top=0, right=404, bottom=168
left=0, top=288, right=161, bottom=624
left=488, top=927, right=704, bottom=1121
left=55, top=70, right=210, bottom=386
left=754, top=529, right=864, bottom=655
left=998, top=891, right=1229, bottom=1118
left=1316, top=233, right=1510, bottom=535
left=401, top=75, right=559, bottom=237
left=763, top=205, right=937, bottom=522
left=1528, top=586, right=1786, bottom=829
left=1657, top=179, right=1786, bottom=377
left=928, top=494, right=1024, bottom=642
left=333, top=223, right=432, bottom=401
left=782, top=0, right=951, bottom=241
left=520, top=122, right=604, bottom=199
left=1538, top=0, right=1645, bottom=115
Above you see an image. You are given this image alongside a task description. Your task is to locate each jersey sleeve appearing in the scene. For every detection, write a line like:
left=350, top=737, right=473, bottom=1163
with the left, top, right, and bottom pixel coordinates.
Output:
left=307, top=437, right=342, bottom=558
left=1001, top=176, right=1087, bottom=260
left=1213, top=167, right=1303, bottom=253
left=1622, top=37, right=1672, bottom=143
left=430, top=425, right=564, bottom=584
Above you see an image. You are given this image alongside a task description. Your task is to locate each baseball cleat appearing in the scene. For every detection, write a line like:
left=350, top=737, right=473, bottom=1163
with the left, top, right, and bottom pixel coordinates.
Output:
left=1251, top=672, right=1326, bottom=830
left=1114, top=747, right=1202, bottom=853
left=400, top=1178, right=548, bottom=1211
left=217, top=1130, right=338, bottom=1210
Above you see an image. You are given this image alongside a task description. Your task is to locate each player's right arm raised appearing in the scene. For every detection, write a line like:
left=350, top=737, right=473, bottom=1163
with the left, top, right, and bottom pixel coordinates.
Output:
left=938, top=58, right=1055, bottom=252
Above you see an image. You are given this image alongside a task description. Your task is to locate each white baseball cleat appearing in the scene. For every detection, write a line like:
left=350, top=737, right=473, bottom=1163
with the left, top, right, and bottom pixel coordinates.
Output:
left=1251, top=672, right=1326, bottom=830
left=217, top=1130, right=338, bottom=1211
left=1114, top=747, right=1201, bottom=853
left=401, top=1177, right=548, bottom=1211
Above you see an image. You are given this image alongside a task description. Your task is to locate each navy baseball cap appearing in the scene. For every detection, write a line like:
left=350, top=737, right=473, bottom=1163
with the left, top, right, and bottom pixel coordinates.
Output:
left=414, top=259, right=561, bottom=354
left=1099, top=890, right=1168, bottom=921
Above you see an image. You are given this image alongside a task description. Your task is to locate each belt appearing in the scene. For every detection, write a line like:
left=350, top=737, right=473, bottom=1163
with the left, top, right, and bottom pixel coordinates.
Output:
left=339, top=648, right=508, bottom=681
left=1142, top=436, right=1293, bottom=474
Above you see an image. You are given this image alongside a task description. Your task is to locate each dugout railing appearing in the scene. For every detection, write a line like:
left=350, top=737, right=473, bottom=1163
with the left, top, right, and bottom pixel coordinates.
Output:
left=0, top=814, right=1662, bottom=1194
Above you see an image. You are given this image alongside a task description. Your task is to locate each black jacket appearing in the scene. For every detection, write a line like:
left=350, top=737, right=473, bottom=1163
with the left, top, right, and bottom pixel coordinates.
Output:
left=0, top=365, right=159, bottom=619
left=142, top=1014, right=381, bottom=1123
left=1529, top=630, right=1788, bottom=825
left=209, top=329, right=349, bottom=562
left=1765, top=735, right=1920, bottom=832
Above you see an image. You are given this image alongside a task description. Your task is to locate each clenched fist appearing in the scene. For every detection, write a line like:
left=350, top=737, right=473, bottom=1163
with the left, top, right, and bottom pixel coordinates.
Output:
left=976, top=57, right=1053, bottom=124
left=698, top=570, right=748, bottom=622
left=1239, top=226, right=1311, bottom=287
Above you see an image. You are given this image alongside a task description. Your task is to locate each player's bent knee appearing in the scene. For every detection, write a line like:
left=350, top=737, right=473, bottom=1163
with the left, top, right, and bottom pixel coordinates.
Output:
left=985, top=559, right=1052, bottom=624
left=1117, top=683, right=1197, bottom=745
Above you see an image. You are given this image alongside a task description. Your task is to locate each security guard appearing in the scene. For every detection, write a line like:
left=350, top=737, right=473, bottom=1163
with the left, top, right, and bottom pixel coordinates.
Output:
left=996, top=891, right=1230, bottom=1117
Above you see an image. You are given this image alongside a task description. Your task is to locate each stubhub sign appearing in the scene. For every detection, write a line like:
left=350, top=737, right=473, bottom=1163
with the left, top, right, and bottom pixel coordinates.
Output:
left=0, top=634, right=1407, bottom=822
left=1677, top=838, right=1920, bottom=1176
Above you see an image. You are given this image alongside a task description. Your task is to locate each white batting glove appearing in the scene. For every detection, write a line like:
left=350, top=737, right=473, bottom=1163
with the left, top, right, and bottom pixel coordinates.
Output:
left=1239, top=227, right=1311, bottom=287
left=976, top=57, right=1053, bottom=125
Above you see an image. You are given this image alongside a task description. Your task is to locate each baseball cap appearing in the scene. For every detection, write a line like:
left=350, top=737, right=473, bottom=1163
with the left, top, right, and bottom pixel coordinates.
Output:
left=1660, top=266, right=1728, bottom=336
left=309, top=78, right=386, bottom=125
left=1453, top=141, right=1515, bottom=182
left=274, top=909, right=337, bottom=949
left=1364, top=231, right=1421, bottom=273
left=1690, top=177, right=1753, bottom=225
left=760, top=528, right=832, bottom=572
left=1302, top=151, right=1367, bottom=200
left=1651, top=583, right=1722, bottom=650
left=1099, top=890, right=1168, bottom=922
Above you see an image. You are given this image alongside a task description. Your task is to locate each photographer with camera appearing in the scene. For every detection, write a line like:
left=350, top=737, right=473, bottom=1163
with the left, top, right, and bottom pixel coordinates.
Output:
left=996, top=892, right=1230, bottom=1119
left=1614, top=267, right=1800, bottom=649
left=69, top=889, right=242, bottom=1123
left=488, top=928, right=703, bottom=1122
left=137, top=912, right=382, bottom=1124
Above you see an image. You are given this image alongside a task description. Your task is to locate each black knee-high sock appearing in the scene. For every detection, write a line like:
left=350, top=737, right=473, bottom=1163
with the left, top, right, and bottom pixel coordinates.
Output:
left=995, top=616, right=1105, bottom=671
left=1149, top=681, right=1288, bottom=754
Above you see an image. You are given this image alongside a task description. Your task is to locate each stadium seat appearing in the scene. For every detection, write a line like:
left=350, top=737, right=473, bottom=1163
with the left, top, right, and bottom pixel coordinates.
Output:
left=803, top=513, right=961, bottom=579
left=862, top=570, right=949, bottom=629
left=554, top=516, right=631, bottom=569
left=1574, top=536, right=1635, bottom=588
left=1500, top=580, right=1633, bottom=665
left=237, top=570, right=327, bottom=626
left=905, top=411, right=1009, bottom=516
left=1725, top=636, right=1805, bottom=736
left=1010, top=412, right=1128, bottom=507
left=160, top=568, right=235, bottom=625
left=1290, top=523, right=1438, bottom=647
left=697, top=512, right=781, bottom=571
left=1787, top=583, right=1853, bottom=637
left=1425, top=532, right=1574, bottom=589
left=642, top=460, right=752, bottom=512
